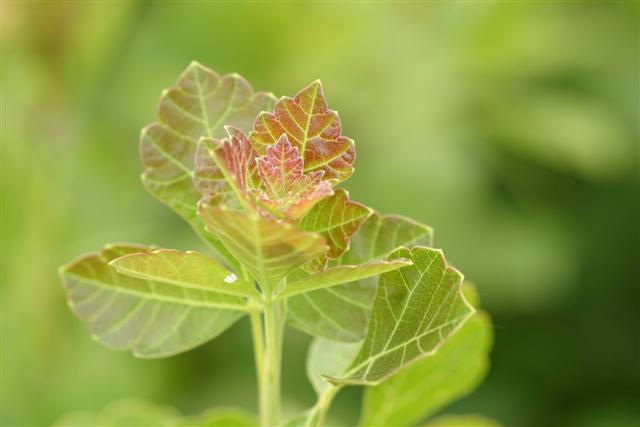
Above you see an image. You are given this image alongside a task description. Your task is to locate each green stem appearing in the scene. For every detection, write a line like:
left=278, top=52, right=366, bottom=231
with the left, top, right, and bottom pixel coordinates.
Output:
left=261, top=298, right=285, bottom=426
left=249, top=302, right=265, bottom=409
left=305, top=385, right=342, bottom=427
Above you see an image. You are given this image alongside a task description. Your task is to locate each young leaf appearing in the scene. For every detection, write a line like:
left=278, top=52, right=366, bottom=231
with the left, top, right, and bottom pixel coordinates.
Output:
left=198, top=201, right=328, bottom=293
left=109, top=249, right=260, bottom=299
left=255, top=134, right=333, bottom=220
left=340, top=213, right=434, bottom=265
left=299, top=189, right=372, bottom=261
left=205, top=127, right=260, bottom=206
left=359, top=310, right=493, bottom=426
left=250, top=80, right=355, bottom=184
left=327, top=247, right=474, bottom=385
left=60, top=244, right=246, bottom=358
left=307, top=337, right=361, bottom=396
left=275, top=259, right=412, bottom=300
left=140, top=62, right=275, bottom=268
left=288, top=213, right=432, bottom=341
left=194, top=127, right=261, bottom=209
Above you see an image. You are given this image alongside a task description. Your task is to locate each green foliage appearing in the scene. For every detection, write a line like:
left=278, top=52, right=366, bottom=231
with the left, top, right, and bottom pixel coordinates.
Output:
left=360, top=289, right=493, bottom=425
left=58, top=62, right=495, bottom=426
left=54, top=400, right=255, bottom=427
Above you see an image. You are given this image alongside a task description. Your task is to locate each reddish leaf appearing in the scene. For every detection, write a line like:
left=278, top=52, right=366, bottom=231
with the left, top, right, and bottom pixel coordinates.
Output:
left=255, top=134, right=333, bottom=220
left=250, top=81, right=355, bottom=184
left=195, top=127, right=260, bottom=208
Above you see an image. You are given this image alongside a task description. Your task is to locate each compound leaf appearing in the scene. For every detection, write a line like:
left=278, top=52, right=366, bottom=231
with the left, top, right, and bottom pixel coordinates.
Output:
left=288, top=213, right=432, bottom=341
left=360, top=308, right=493, bottom=426
left=109, top=249, right=260, bottom=299
left=250, top=80, right=355, bottom=184
left=60, top=244, right=246, bottom=358
left=140, top=61, right=275, bottom=268
left=328, top=247, right=474, bottom=385
left=198, top=201, right=328, bottom=293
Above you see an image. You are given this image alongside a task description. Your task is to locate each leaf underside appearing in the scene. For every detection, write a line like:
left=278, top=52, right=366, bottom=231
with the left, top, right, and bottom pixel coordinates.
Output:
left=328, top=247, right=474, bottom=385
left=360, top=309, right=493, bottom=426
left=60, top=244, right=245, bottom=358
left=288, top=212, right=433, bottom=341
left=140, top=61, right=275, bottom=269
left=306, top=337, right=361, bottom=396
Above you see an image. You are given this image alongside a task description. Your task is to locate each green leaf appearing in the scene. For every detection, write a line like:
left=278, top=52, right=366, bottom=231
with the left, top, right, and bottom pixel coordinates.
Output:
left=288, top=279, right=374, bottom=342
left=177, top=408, right=256, bottom=427
left=300, top=189, right=372, bottom=261
left=288, top=213, right=432, bottom=341
left=54, top=400, right=256, bottom=427
left=53, top=399, right=179, bottom=427
left=59, top=244, right=245, bottom=358
left=140, top=61, right=275, bottom=268
left=109, top=249, right=261, bottom=299
left=423, top=415, right=503, bottom=427
left=359, top=310, right=493, bottom=426
left=250, top=80, right=355, bottom=184
left=328, top=247, right=474, bottom=385
left=306, top=337, right=361, bottom=396
left=276, top=259, right=412, bottom=300
left=339, top=213, right=433, bottom=265
left=198, top=201, right=328, bottom=293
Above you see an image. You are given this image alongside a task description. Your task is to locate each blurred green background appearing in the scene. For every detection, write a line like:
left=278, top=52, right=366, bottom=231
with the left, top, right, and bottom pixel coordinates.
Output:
left=2, top=2, right=638, bottom=426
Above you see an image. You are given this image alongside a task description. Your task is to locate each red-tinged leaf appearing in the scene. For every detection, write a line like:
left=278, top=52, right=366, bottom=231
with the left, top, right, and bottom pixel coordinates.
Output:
left=195, top=127, right=259, bottom=208
left=140, top=61, right=275, bottom=269
left=300, top=189, right=373, bottom=261
left=255, top=134, right=333, bottom=220
left=250, top=81, right=355, bottom=184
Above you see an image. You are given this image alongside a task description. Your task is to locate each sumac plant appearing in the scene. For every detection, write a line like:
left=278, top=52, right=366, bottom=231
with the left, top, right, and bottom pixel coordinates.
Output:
left=59, top=62, right=495, bottom=427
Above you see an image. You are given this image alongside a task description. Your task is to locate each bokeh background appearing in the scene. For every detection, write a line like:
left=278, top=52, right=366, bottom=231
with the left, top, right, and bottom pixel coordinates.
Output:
left=2, top=2, right=638, bottom=426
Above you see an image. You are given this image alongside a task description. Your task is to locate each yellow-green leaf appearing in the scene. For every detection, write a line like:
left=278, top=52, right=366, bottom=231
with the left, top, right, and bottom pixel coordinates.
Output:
left=328, top=247, right=474, bottom=385
left=109, top=249, right=260, bottom=299
left=198, top=201, right=328, bottom=293
left=59, top=244, right=246, bottom=358
left=299, top=189, right=372, bottom=261
left=276, top=259, right=412, bottom=300
left=288, top=213, right=432, bottom=341
left=360, top=310, right=493, bottom=426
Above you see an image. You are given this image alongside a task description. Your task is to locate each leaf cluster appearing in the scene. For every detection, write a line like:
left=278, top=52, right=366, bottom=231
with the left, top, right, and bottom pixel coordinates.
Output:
left=59, top=62, right=496, bottom=427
